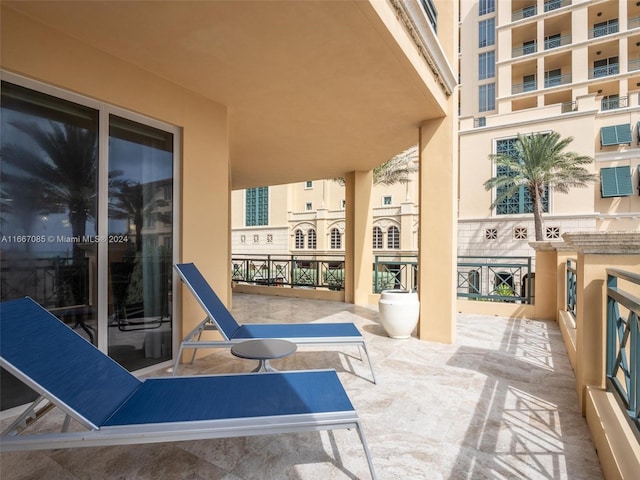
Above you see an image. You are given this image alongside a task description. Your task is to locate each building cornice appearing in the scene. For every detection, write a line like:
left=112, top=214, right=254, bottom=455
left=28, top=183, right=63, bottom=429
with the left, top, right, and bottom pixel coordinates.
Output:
left=562, top=231, right=640, bottom=255
left=390, top=0, right=457, bottom=97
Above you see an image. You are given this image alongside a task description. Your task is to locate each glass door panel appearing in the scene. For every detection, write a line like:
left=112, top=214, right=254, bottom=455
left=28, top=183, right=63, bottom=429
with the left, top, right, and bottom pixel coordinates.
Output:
left=107, top=115, right=173, bottom=370
left=0, top=81, right=99, bottom=408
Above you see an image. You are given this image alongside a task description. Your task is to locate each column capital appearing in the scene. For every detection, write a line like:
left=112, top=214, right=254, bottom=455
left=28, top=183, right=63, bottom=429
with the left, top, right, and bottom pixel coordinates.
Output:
left=562, top=231, right=640, bottom=255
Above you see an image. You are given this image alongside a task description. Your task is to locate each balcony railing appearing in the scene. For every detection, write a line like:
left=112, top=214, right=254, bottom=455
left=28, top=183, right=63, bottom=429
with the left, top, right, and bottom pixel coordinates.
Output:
left=544, top=34, right=571, bottom=50
left=589, top=64, right=619, bottom=79
left=232, top=254, right=534, bottom=304
left=606, top=268, right=640, bottom=434
left=566, top=258, right=577, bottom=317
left=544, top=73, right=571, bottom=88
left=589, top=22, right=619, bottom=39
left=513, top=42, right=537, bottom=58
left=544, top=0, right=570, bottom=12
left=512, top=79, right=537, bottom=94
left=561, top=101, right=577, bottom=113
left=629, top=58, right=640, bottom=72
left=512, top=5, right=537, bottom=22
left=231, top=254, right=346, bottom=290
left=629, top=16, right=640, bottom=29
left=373, top=255, right=418, bottom=293
left=602, top=96, right=629, bottom=111
left=457, top=256, right=533, bottom=304
left=474, top=117, right=487, bottom=128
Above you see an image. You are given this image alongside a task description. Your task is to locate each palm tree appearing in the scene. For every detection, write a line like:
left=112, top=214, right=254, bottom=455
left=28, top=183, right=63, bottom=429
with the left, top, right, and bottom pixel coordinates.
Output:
left=484, top=132, right=597, bottom=241
left=1, top=120, right=98, bottom=261
left=372, top=145, right=418, bottom=186
left=109, top=179, right=171, bottom=252
left=334, top=145, right=419, bottom=186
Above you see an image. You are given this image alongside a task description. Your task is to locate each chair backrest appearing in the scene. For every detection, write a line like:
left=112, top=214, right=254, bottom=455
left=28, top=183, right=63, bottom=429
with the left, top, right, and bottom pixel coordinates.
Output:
left=174, top=263, right=241, bottom=339
left=0, top=297, right=141, bottom=429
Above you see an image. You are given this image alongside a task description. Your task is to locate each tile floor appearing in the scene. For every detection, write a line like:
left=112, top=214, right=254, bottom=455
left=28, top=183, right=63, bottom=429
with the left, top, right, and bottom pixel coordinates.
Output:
left=0, top=294, right=603, bottom=480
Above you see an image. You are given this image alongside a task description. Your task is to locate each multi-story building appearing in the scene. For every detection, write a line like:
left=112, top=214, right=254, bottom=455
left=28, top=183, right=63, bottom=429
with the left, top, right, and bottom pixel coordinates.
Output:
left=234, top=0, right=640, bottom=270
left=232, top=174, right=419, bottom=258
left=459, top=0, right=640, bottom=257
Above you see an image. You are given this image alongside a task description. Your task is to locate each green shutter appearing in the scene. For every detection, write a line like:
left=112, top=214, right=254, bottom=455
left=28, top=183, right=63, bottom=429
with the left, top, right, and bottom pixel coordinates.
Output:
left=616, top=124, right=632, bottom=144
left=600, top=166, right=634, bottom=197
left=600, top=124, right=632, bottom=146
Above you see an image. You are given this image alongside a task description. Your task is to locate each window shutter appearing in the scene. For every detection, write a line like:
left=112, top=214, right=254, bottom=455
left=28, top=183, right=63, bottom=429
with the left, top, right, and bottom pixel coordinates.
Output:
left=601, top=166, right=634, bottom=197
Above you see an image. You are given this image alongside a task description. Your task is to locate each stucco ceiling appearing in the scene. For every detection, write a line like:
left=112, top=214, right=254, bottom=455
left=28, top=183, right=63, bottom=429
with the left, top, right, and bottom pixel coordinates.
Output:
left=5, top=0, right=447, bottom=190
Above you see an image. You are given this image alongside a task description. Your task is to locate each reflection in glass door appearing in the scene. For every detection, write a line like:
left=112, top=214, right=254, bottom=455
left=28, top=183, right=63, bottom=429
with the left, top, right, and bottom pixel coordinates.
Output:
left=107, top=115, right=173, bottom=370
left=0, top=81, right=99, bottom=409
left=1, top=79, right=177, bottom=410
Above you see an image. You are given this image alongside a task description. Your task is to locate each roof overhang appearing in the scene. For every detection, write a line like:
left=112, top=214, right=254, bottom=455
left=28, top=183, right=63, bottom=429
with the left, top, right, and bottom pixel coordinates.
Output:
left=3, top=0, right=455, bottom=189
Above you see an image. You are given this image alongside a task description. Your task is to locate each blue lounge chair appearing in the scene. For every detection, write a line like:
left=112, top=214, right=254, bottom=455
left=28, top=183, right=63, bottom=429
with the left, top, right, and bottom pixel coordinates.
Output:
left=174, top=263, right=376, bottom=383
left=0, top=297, right=377, bottom=479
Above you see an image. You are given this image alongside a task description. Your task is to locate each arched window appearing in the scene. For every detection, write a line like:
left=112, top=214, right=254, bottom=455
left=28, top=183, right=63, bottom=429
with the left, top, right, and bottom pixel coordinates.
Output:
left=294, top=229, right=304, bottom=249
left=307, top=228, right=316, bottom=249
left=372, top=226, right=383, bottom=249
left=387, top=226, right=400, bottom=249
left=330, top=228, right=341, bottom=249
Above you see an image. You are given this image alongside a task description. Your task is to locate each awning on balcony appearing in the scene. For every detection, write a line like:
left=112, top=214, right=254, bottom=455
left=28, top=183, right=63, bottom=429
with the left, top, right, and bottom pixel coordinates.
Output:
left=600, top=124, right=632, bottom=146
left=600, top=166, right=634, bottom=197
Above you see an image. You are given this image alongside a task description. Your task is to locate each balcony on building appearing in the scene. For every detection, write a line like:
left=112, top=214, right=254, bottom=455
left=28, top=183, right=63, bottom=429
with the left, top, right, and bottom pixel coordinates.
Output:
left=511, top=19, right=538, bottom=58
left=512, top=3, right=537, bottom=22
left=588, top=0, right=619, bottom=39
left=544, top=0, right=571, bottom=13
left=511, top=58, right=537, bottom=95
left=601, top=94, right=629, bottom=110
left=588, top=39, right=620, bottom=80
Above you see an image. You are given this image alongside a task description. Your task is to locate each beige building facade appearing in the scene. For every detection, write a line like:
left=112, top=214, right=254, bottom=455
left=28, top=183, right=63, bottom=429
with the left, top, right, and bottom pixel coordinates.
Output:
left=459, top=0, right=640, bottom=258
left=231, top=174, right=419, bottom=258
left=234, top=0, right=640, bottom=279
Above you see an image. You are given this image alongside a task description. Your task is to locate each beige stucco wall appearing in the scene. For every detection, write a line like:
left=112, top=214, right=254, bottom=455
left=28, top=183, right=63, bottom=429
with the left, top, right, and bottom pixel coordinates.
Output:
left=1, top=7, right=231, bottom=344
left=459, top=112, right=599, bottom=220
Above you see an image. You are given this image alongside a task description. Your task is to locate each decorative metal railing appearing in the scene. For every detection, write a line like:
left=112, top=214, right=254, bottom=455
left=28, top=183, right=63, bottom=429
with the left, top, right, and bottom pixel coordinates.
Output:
left=566, top=258, right=577, bottom=317
left=606, top=268, right=640, bottom=435
left=589, top=64, right=619, bottom=79
left=601, top=96, right=629, bottom=111
left=457, top=256, right=533, bottom=304
left=561, top=101, right=577, bottom=113
left=544, top=0, right=570, bottom=13
left=231, top=254, right=346, bottom=290
left=0, top=256, right=89, bottom=308
left=544, top=34, right=571, bottom=50
left=373, top=255, right=418, bottom=293
left=233, top=254, right=534, bottom=304
left=589, top=22, right=619, bottom=39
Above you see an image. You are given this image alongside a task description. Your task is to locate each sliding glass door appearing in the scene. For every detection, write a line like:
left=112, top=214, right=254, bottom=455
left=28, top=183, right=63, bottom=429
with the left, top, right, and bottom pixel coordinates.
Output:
left=108, top=115, right=174, bottom=370
left=0, top=78, right=177, bottom=409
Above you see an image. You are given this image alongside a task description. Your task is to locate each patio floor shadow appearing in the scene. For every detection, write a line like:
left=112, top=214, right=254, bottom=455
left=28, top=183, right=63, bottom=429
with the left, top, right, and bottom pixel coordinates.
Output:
left=0, top=294, right=603, bottom=480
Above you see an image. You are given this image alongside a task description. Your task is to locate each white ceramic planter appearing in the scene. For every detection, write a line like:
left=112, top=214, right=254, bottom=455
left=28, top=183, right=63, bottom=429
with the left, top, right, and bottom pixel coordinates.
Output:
left=378, top=289, right=420, bottom=339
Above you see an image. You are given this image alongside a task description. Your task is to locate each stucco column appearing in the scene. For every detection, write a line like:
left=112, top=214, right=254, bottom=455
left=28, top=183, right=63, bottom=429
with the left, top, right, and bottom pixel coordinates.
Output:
left=418, top=116, right=457, bottom=343
left=554, top=244, right=576, bottom=315
left=530, top=241, right=562, bottom=321
left=562, top=232, right=640, bottom=413
left=344, top=171, right=373, bottom=305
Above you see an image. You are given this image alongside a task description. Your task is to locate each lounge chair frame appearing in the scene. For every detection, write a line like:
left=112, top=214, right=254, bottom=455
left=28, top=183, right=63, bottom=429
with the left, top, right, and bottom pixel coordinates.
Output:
left=173, top=263, right=376, bottom=383
left=0, top=297, right=377, bottom=480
